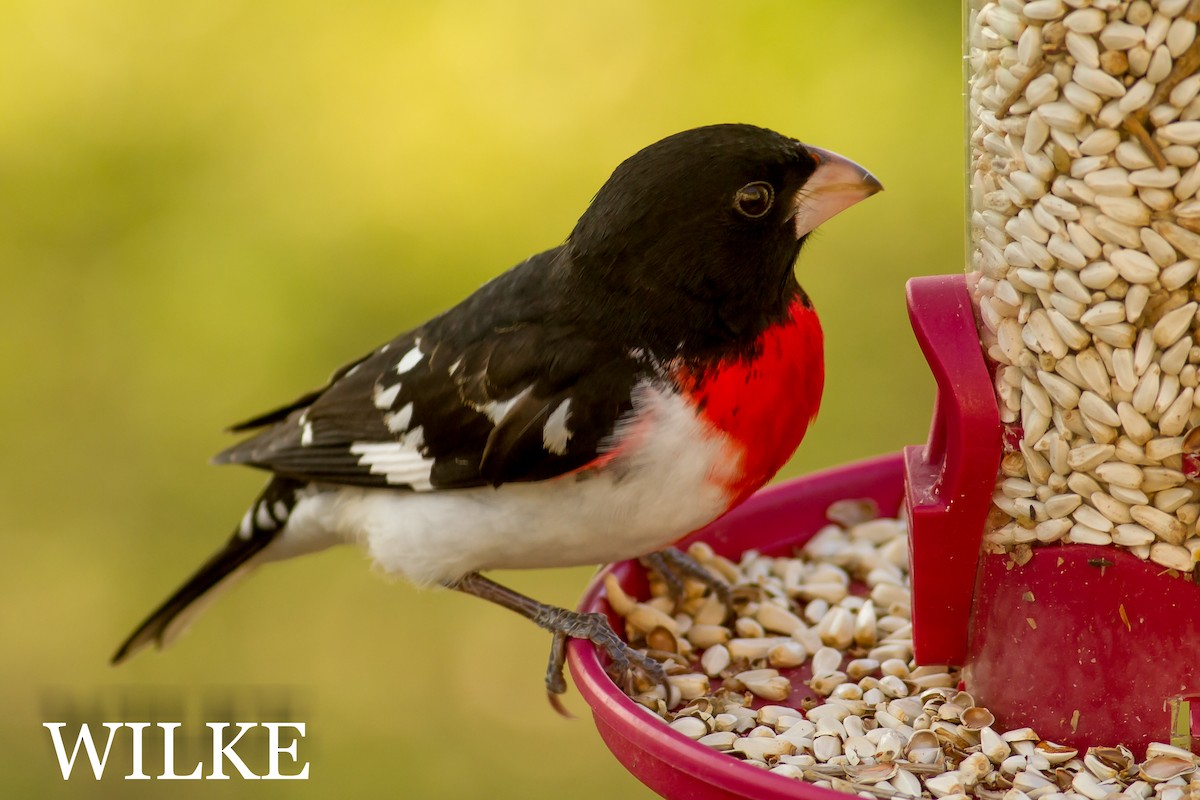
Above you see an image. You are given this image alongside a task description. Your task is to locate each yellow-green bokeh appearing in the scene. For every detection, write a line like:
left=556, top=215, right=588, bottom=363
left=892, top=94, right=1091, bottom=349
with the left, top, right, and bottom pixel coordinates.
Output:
left=1, top=1, right=959, bottom=797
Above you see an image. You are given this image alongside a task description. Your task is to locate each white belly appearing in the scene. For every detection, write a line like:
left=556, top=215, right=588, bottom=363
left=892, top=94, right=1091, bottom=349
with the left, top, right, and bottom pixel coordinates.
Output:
left=277, top=385, right=741, bottom=585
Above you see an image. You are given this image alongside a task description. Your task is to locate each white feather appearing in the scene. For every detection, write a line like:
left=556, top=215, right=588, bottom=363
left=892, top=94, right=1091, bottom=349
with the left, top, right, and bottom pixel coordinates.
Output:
left=395, top=345, right=424, bottom=375
left=385, top=402, right=413, bottom=433
left=349, top=440, right=434, bottom=490
left=478, top=386, right=532, bottom=425
left=542, top=399, right=572, bottom=455
left=374, top=382, right=401, bottom=410
left=399, top=425, right=424, bottom=450
left=237, top=509, right=253, bottom=540
left=254, top=502, right=276, bottom=530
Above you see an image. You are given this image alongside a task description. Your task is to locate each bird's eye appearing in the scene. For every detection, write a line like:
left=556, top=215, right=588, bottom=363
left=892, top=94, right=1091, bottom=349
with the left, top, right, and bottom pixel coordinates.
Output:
left=733, top=182, right=774, bottom=218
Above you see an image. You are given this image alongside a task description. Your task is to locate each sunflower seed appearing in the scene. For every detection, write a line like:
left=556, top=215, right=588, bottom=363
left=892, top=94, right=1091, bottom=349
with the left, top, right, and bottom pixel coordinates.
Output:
left=1131, top=504, right=1190, bottom=545
left=1119, top=79, right=1157, bottom=115
left=1037, top=370, right=1081, bottom=408
left=1093, top=491, right=1135, bottom=525
left=1159, top=121, right=1200, bottom=144
left=1034, top=518, right=1073, bottom=543
left=1080, top=391, right=1122, bottom=426
left=1132, top=366, right=1162, bottom=414
left=1079, top=261, right=1119, bottom=289
left=666, top=673, right=710, bottom=701
left=1130, top=166, right=1182, bottom=188
left=1079, top=127, right=1120, bottom=155
left=1141, top=227, right=1178, bottom=267
left=1149, top=542, right=1194, bottom=571
left=1111, top=249, right=1161, bottom=283
left=1099, top=195, right=1153, bottom=227
left=1155, top=486, right=1194, bottom=512
left=1113, top=522, right=1157, bottom=546
left=1143, top=466, right=1187, bottom=493
left=756, top=602, right=805, bottom=635
left=670, top=715, right=710, bottom=739
left=1168, top=18, right=1197, bottom=58
left=1148, top=44, right=1174, bottom=84
left=1160, top=387, right=1195, bottom=435
left=1153, top=302, right=1197, bottom=348
left=1093, top=215, right=1145, bottom=248
left=1071, top=523, right=1115, bottom=545
left=1157, top=223, right=1200, bottom=262
left=1085, top=167, right=1135, bottom=195
left=1096, top=461, right=1144, bottom=488
left=1092, top=322, right=1138, bottom=348
left=1025, top=0, right=1066, bottom=22
left=1067, top=442, right=1116, bottom=471
left=1100, top=21, right=1145, bottom=50
left=738, top=669, right=791, bottom=702
left=1039, top=101, right=1087, bottom=132
left=1080, top=300, right=1127, bottom=327
left=732, top=735, right=795, bottom=760
left=1075, top=64, right=1128, bottom=97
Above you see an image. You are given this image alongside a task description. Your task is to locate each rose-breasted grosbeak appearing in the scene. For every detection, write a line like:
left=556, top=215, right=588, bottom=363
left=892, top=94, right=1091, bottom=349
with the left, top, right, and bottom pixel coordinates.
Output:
left=112, top=124, right=881, bottom=693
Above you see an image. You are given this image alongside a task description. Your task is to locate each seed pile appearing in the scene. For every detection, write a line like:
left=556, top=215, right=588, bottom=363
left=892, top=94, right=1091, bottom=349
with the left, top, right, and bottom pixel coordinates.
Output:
left=606, top=504, right=1200, bottom=797
left=968, top=0, right=1200, bottom=571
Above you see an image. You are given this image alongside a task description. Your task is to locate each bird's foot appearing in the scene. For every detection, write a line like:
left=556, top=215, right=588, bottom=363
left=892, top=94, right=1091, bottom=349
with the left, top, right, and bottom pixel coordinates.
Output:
left=641, top=546, right=732, bottom=614
left=450, top=572, right=666, bottom=705
left=538, top=606, right=666, bottom=699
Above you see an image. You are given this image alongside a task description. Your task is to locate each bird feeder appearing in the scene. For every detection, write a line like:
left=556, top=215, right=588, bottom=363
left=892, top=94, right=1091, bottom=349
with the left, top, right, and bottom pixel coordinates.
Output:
left=961, top=0, right=1200, bottom=753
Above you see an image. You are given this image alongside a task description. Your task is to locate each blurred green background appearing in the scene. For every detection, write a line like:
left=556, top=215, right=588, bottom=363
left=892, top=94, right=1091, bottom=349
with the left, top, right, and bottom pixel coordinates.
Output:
left=0, top=0, right=959, bottom=796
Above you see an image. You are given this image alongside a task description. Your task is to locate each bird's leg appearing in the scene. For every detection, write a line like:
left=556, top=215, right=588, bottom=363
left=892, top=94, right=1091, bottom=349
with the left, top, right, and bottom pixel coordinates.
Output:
left=641, top=547, right=732, bottom=611
left=450, top=572, right=666, bottom=697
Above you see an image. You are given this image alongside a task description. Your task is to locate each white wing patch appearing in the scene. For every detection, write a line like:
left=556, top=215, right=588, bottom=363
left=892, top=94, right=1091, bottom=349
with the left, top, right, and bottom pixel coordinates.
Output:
left=238, top=509, right=254, bottom=540
left=399, top=425, right=425, bottom=450
left=301, top=420, right=315, bottom=446
left=374, top=382, right=401, bottom=410
left=543, top=399, right=572, bottom=455
left=254, top=502, right=277, bottom=531
left=350, top=440, right=434, bottom=490
left=478, top=386, right=533, bottom=425
left=385, top=402, right=414, bottom=433
left=395, top=345, right=424, bottom=375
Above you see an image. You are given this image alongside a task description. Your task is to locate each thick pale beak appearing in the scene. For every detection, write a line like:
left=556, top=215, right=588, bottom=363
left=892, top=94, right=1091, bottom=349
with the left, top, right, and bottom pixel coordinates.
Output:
left=791, top=146, right=883, bottom=239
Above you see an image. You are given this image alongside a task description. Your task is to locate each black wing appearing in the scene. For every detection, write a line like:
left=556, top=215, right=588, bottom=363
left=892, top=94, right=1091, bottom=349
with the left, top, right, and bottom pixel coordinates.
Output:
left=214, top=250, right=644, bottom=490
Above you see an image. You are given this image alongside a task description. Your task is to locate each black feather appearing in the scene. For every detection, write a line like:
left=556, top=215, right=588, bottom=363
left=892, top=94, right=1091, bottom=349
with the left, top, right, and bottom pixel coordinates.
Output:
left=111, top=478, right=304, bottom=664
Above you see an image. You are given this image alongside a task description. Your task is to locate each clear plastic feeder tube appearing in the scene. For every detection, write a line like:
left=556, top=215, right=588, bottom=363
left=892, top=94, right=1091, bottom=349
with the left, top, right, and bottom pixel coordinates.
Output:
left=966, top=0, right=1200, bottom=570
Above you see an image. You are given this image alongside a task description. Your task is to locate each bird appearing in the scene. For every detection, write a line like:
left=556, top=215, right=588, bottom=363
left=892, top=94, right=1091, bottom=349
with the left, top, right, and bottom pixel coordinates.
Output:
left=112, top=123, right=881, bottom=695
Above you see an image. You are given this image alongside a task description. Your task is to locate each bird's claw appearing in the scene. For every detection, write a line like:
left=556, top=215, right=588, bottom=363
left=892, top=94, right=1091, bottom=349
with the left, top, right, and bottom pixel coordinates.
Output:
left=540, top=608, right=666, bottom=700
left=641, top=547, right=733, bottom=614
left=450, top=572, right=668, bottom=706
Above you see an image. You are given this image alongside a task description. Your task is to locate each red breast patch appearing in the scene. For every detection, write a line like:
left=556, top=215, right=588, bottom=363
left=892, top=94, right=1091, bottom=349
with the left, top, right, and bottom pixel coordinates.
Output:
left=676, top=298, right=824, bottom=507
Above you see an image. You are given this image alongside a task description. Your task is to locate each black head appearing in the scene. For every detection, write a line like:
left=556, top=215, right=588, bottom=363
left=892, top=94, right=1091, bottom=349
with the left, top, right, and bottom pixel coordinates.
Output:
left=565, top=124, right=881, bottom=346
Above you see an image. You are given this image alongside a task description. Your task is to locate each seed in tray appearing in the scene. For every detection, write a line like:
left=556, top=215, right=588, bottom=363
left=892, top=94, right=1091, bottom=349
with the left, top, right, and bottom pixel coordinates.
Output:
left=608, top=503, right=1200, bottom=797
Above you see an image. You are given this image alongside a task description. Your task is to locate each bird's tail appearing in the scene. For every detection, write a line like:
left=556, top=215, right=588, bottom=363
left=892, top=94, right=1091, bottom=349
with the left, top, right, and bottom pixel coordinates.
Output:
left=111, top=478, right=301, bottom=665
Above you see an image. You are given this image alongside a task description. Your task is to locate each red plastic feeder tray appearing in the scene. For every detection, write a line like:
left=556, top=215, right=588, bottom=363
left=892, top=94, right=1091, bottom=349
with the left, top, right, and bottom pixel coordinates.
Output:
left=567, top=275, right=1200, bottom=800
